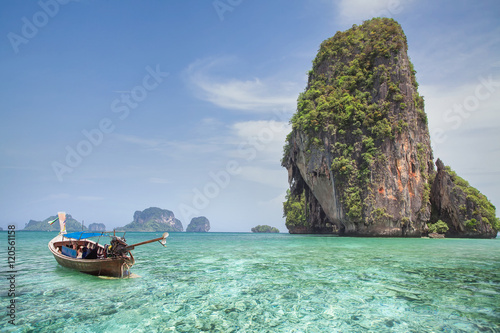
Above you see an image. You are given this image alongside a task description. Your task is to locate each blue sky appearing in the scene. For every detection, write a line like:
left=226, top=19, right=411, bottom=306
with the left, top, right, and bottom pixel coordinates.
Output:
left=1, top=0, right=499, bottom=232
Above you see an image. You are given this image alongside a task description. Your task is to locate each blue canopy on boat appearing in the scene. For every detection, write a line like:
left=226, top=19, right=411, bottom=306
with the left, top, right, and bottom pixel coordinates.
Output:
left=63, top=232, right=104, bottom=239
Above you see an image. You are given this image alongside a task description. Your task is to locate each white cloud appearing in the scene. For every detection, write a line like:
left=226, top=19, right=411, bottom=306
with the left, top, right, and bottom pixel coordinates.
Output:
left=231, top=120, right=291, bottom=141
left=36, top=193, right=71, bottom=202
left=421, top=76, right=500, bottom=144
left=149, top=178, right=170, bottom=184
left=112, top=134, right=162, bottom=148
left=112, top=133, right=227, bottom=158
left=185, top=57, right=299, bottom=113
left=410, top=26, right=500, bottom=86
left=336, top=0, right=399, bottom=24
left=258, top=190, right=288, bottom=208
left=225, top=120, right=291, bottom=188
left=230, top=120, right=291, bottom=164
left=238, top=166, right=288, bottom=189
left=420, top=76, right=500, bottom=210
left=77, top=196, right=104, bottom=201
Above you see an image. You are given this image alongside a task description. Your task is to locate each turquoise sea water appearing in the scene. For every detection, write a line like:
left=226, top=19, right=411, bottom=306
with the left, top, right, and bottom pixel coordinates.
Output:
left=1, top=231, right=499, bottom=332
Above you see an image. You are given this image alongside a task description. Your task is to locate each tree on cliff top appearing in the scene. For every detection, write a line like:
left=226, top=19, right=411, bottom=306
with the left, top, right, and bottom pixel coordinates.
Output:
left=288, top=18, right=424, bottom=135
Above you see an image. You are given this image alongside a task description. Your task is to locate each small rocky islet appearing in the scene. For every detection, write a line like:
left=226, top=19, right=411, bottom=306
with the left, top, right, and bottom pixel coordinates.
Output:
left=186, top=216, right=211, bottom=232
left=251, top=225, right=279, bottom=233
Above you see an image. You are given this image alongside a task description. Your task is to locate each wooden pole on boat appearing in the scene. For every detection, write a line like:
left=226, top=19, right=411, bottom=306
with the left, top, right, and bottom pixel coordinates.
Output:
left=125, top=232, right=168, bottom=251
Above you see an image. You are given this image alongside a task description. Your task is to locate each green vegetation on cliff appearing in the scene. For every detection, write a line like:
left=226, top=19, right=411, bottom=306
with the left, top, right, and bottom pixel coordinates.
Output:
left=427, top=220, right=449, bottom=234
left=284, top=18, right=428, bottom=224
left=283, top=189, right=307, bottom=229
left=289, top=18, right=423, bottom=136
left=444, top=166, right=500, bottom=231
left=251, top=225, right=279, bottom=233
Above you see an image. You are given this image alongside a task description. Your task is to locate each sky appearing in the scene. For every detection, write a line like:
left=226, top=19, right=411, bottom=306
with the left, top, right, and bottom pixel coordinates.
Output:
left=1, top=0, right=499, bottom=232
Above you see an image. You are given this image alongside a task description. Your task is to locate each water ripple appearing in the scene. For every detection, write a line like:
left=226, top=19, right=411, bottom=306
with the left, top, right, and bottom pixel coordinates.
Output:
left=1, top=232, right=499, bottom=332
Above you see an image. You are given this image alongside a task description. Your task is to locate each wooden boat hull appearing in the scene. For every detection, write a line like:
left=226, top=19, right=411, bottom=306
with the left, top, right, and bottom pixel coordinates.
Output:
left=48, top=234, right=134, bottom=278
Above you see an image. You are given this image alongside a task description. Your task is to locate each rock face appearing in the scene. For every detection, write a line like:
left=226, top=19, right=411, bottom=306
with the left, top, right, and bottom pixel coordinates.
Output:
left=186, top=216, right=210, bottom=232
left=282, top=18, right=498, bottom=237
left=431, top=159, right=498, bottom=238
left=24, top=214, right=86, bottom=231
left=119, top=207, right=183, bottom=232
left=283, top=18, right=433, bottom=236
left=88, top=223, right=106, bottom=231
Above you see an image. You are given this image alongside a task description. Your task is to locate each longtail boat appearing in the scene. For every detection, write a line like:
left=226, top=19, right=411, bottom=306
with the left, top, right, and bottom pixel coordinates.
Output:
left=47, top=212, right=168, bottom=278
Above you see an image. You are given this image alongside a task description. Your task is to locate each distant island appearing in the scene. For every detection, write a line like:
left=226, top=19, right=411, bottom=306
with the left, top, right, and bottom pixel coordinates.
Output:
left=23, top=207, right=208, bottom=233
left=88, top=223, right=106, bottom=231
left=186, top=216, right=210, bottom=232
left=251, top=225, right=279, bottom=233
left=24, top=214, right=86, bottom=232
left=117, top=207, right=184, bottom=232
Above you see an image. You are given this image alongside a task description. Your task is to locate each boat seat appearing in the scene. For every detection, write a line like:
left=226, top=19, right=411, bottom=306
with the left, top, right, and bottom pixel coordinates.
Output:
left=61, top=246, right=77, bottom=258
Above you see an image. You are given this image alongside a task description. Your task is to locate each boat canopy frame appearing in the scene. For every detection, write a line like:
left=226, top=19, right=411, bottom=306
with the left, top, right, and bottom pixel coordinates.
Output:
left=63, top=231, right=105, bottom=240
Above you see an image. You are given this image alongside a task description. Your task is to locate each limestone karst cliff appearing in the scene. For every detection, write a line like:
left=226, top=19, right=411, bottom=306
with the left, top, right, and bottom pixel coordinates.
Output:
left=431, top=159, right=498, bottom=238
left=186, top=216, right=210, bottom=232
left=118, top=207, right=183, bottom=232
left=88, top=223, right=106, bottom=232
left=282, top=18, right=498, bottom=237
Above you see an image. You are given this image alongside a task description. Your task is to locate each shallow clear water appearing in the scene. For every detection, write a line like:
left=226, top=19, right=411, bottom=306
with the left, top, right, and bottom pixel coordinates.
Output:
left=1, top=232, right=499, bottom=332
